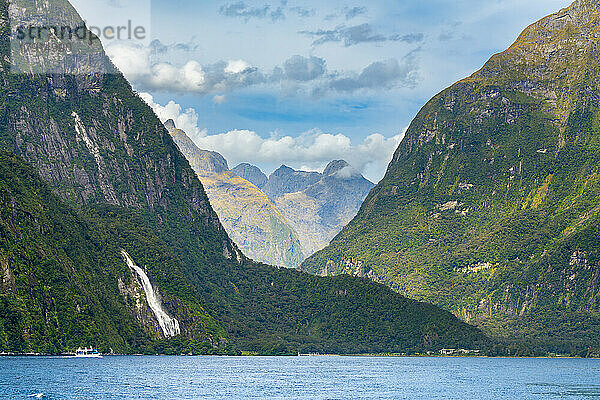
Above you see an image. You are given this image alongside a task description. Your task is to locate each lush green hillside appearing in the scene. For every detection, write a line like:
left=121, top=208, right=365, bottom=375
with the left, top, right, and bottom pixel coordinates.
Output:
left=0, top=0, right=490, bottom=354
left=0, top=151, right=489, bottom=355
left=0, top=151, right=230, bottom=355
left=302, top=0, right=600, bottom=353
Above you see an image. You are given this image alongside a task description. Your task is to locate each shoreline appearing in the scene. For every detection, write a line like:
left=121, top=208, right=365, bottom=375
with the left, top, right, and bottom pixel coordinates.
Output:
left=1, top=353, right=597, bottom=359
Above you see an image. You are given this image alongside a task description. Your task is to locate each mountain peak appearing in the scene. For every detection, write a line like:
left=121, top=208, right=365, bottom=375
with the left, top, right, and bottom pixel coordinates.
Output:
left=232, top=163, right=268, bottom=188
left=164, top=119, right=177, bottom=133
left=471, top=0, right=600, bottom=85
left=272, top=165, right=295, bottom=176
left=167, top=126, right=229, bottom=174
left=198, top=150, right=229, bottom=174
left=323, top=160, right=351, bottom=176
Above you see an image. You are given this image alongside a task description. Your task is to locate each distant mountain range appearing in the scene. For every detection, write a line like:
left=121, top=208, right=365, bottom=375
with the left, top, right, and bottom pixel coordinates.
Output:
left=165, top=120, right=374, bottom=266
left=232, top=163, right=268, bottom=188
left=165, top=121, right=304, bottom=268
left=260, top=162, right=374, bottom=256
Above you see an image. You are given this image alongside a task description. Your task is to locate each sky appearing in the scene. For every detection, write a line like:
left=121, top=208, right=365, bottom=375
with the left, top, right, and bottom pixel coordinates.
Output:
left=72, top=0, right=572, bottom=182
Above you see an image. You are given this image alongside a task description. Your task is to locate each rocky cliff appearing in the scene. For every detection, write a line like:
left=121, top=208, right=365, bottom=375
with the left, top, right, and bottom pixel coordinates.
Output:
left=232, top=163, right=268, bottom=188
left=0, top=151, right=230, bottom=354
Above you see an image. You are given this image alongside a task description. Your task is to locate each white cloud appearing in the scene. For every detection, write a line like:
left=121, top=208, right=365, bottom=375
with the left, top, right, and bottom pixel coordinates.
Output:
left=105, top=42, right=151, bottom=78
left=105, top=41, right=416, bottom=97
left=145, top=61, right=206, bottom=92
left=141, top=95, right=402, bottom=182
left=225, top=60, right=251, bottom=74
left=194, top=129, right=401, bottom=182
left=140, top=93, right=206, bottom=138
left=335, top=165, right=360, bottom=179
left=213, top=94, right=227, bottom=104
left=106, top=42, right=263, bottom=94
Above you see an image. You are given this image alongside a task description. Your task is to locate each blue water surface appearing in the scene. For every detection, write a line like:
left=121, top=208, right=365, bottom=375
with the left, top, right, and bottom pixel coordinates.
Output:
left=0, top=356, right=599, bottom=399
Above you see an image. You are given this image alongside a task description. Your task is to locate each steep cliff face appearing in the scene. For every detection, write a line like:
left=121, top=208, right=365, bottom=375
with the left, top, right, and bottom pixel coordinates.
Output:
left=166, top=122, right=229, bottom=175
left=0, top=151, right=229, bottom=354
left=198, top=171, right=305, bottom=268
left=262, top=165, right=322, bottom=199
left=266, top=162, right=374, bottom=255
left=302, top=0, right=600, bottom=351
left=0, top=0, right=236, bottom=258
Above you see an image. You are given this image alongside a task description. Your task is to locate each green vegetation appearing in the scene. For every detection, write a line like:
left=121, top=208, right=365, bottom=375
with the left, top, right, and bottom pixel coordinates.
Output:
left=0, top=151, right=231, bottom=355
left=0, top=151, right=489, bottom=355
left=302, top=0, right=600, bottom=354
left=0, top=0, right=490, bottom=355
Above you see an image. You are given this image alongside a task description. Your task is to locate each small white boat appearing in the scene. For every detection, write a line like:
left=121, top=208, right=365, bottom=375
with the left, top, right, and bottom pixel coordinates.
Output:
left=74, top=347, right=102, bottom=358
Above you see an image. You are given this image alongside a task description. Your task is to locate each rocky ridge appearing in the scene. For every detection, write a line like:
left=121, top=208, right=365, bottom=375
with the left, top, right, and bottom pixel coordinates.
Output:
left=265, top=162, right=374, bottom=255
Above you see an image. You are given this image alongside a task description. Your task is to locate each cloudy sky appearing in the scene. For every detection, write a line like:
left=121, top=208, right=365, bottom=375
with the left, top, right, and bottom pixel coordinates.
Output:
left=74, top=0, right=571, bottom=182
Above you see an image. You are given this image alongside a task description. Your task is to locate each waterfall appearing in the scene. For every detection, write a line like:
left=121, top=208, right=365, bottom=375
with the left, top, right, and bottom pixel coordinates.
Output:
left=120, top=250, right=181, bottom=338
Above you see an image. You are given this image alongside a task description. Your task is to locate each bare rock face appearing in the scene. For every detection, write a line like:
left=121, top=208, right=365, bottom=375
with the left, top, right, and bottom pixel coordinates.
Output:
left=0, top=0, right=229, bottom=237
left=0, top=255, right=16, bottom=293
left=262, top=165, right=322, bottom=199
left=267, top=162, right=374, bottom=256
left=232, top=163, right=268, bottom=188
left=117, top=273, right=164, bottom=340
left=168, top=128, right=229, bottom=174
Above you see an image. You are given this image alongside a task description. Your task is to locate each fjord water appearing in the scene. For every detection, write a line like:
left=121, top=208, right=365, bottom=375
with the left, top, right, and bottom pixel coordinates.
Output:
left=1, top=356, right=599, bottom=399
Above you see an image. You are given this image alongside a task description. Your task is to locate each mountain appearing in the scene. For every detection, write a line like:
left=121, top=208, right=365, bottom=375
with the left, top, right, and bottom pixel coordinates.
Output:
left=166, top=121, right=229, bottom=175
left=165, top=122, right=304, bottom=268
left=0, top=0, right=490, bottom=356
left=165, top=122, right=373, bottom=265
left=262, top=165, right=323, bottom=199
left=0, top=151, right=230, bottom=355
left=232, top=163, right=268, bottom=188
left=302, top=0, right=600, bottom=353
left=0, top=149, right=489, bottom=356
left=265, top=163, right=375, bottom=255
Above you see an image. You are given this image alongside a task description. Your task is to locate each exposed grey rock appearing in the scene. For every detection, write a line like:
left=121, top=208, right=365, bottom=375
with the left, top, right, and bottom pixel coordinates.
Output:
left=168, top=127, right=304, bottom=268
left=0, top=0, right=234, bottom=255
left=269, top=163, right=374, bottom=255
left=262, top=165, right=322, bottom=199
left=232, top=163, right=268, bottom=188
left=164, top=119, right=177, bottom=133
left=166, top=125, right=229, bottom=174
left=323, top=160, right=350, bottom=176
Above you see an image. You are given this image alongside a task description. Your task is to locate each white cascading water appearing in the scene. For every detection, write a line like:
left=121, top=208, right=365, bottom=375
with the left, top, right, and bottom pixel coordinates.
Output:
left=120, top=250, right=181, bottom=337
